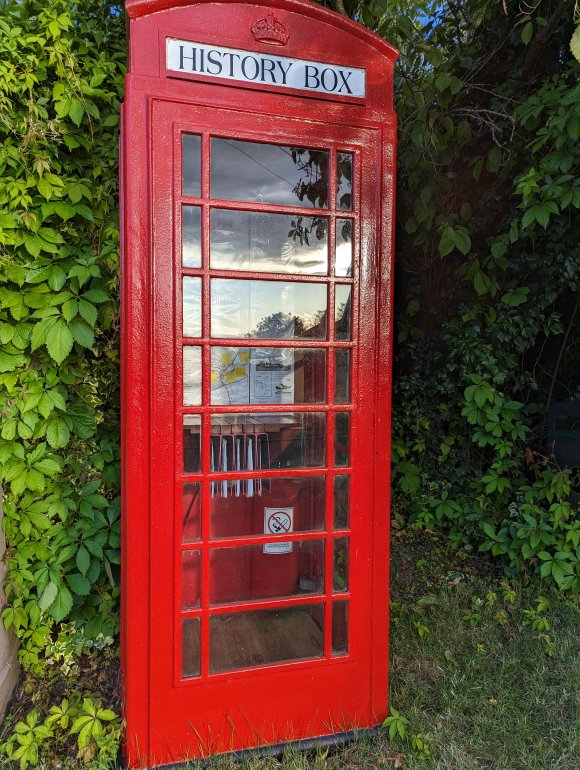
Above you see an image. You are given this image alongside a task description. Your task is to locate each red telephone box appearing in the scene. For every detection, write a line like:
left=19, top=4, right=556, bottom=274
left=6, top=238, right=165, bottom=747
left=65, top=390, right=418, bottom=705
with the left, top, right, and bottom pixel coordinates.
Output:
left=121, top=1, right=397, bottom=766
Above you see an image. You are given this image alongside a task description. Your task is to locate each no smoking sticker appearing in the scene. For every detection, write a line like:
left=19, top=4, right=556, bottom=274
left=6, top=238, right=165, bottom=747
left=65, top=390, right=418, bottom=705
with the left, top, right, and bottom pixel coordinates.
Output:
left=264, top=507, right=293, bottom=554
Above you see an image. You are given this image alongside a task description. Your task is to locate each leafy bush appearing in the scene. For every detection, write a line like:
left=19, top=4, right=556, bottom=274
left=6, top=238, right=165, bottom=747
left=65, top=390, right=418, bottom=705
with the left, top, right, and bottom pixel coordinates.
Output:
left=0, top=0, right=124, bottom=671
left=377, top=0, right=580, bottom=590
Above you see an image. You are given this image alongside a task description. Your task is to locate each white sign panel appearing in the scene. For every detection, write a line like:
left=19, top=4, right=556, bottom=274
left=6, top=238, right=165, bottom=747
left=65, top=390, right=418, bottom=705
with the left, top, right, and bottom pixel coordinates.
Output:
left=264, top=507, right=294, bottom=554
left=167, top=39, right=366, bottom=99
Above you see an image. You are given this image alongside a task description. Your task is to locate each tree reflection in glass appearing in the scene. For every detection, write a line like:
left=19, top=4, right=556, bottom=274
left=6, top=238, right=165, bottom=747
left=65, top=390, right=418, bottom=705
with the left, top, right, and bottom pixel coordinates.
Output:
left=211, top=278, right=327, bottom=339
left=211, top=139, right=329, bottom=208
left=211, top=210, right=328, bottom=275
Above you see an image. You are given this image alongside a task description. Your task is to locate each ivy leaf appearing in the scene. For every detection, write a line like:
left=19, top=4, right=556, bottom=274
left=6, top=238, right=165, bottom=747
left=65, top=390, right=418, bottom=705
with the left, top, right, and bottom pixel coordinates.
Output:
left=69, top=319, right=94, bottom=349
left=69, top=98, right=85, bottom=126
left=41, top=201, right=76, bottom=221
left=26, top=469, right=45, bottom=491
left=501, top=287, right=529, bottom=307
left=454, top=228, right=471, bottom=255
left=48, top=584, right=73, bottom=622
left=82, top=289, right=109, bottom=304
left=66, top=572, right=91, bottom=597
left=571, top=24, right=580, bottom=63
left=473, top=270, right=492, bottom=296
left=521, top=21, right=533, bottom=46
left=48, top=266, right=67, bottom=291
left=62, top=299, right=79, bottom=321
left=0, top=350, right=27, bottom=372
left=31, top=316, right=58, bottom=352
left=34, top=457, right=62, bottom=475
left=438, top=226, right=455, bottom=257
left=76, top=546, right=90, bottom=577
left=46, top=319, right=74, bottom=364
left=67, top=403, right=96, bottom=438
left=38, top=581, right=58, bottom=611
left=37, top=176, right=54, bottom=200
left=78, top=299, right=98, bottom=326
left=46, top=416, right=71, bottom=449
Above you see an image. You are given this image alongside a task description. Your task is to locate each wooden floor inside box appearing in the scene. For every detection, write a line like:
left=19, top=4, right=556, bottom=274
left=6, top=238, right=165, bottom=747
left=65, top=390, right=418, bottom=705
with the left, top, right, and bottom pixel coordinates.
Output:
left=183, top=607, right=324, bottom=674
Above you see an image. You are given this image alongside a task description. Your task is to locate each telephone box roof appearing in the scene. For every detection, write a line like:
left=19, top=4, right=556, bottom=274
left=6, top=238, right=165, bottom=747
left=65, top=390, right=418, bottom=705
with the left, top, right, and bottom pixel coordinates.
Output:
left=125, top=0, right=399, bottom=62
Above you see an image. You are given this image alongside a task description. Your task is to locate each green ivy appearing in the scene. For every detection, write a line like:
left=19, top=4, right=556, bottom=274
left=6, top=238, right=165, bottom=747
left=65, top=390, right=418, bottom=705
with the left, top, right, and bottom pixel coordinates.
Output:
left=0, top=0, right=125, bottom=671
left=315, top=1, right=580, bottom=591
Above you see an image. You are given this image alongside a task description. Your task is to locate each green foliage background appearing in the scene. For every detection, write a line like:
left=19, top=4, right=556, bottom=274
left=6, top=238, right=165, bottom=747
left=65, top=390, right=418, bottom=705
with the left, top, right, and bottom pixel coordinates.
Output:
left=0, top=0, right=578, bottom=764
left=318, top=0, right=580, bottom=590
left=0, top=0, right=124, bottom=672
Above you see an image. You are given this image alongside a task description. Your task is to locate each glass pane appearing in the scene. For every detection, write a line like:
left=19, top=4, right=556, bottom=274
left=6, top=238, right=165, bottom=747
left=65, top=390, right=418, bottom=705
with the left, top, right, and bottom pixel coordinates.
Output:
left=210, top=348, right=326, bottom=405
left=210, top=413, right=326, bottom=470
left=182, top=550, right=201, bottom=609
left=211, top=278, right=327, bottom=339
left=182, top=206, right=202, bottom=267
left=332, top=601, right=348, bottom=655
left=182, top=617, right=200, bottom=678
left=336, top=152, right=353, bottom=210
left=211, top=139, right=329, bottom=208
left=183, top=277, right=201, bottom=337
left=336, top=219, right=353, bottom=277
left=183, top=347, right=202, bottom=406
left=210, top=476, right=326, bottom=538
left=335, top=349, right=350, bottom=404
left=183, top=415, right=201, bottom=473
left=335, top=412, right=350, bottom=466
left=211, top=210, right=328, bottom=275
left=210, top=604, right=324, bottom=672
left=210, top=540, right=324, bottom=605
left=333, top=538, right=349, bottom=592
left=183, top=483, right=201, bottom=542
left=334, top=475, right=350, bottom=529
left=182, top=134, right=201, bottom=197
left=335, top=285, right=351, bottom=340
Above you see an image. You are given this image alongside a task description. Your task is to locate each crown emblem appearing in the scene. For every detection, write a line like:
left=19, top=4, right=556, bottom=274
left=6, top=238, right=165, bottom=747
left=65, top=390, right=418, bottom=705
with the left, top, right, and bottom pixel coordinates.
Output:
left=251, top=10, right=290, bottom=46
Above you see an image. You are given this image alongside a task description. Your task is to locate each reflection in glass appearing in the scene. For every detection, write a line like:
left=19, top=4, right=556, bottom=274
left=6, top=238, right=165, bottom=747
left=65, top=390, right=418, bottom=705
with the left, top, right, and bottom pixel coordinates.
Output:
left=337, top=152, right=353, bottom=210
left=182, top=134, right=201, bottom=198
left=183, top=482, right=201, bottom=542
left=211, top=279, right=327, bottom=339
left=210, top=476, right=326, bottom=538
left=210, top=604, right=323, bottom=672
left=210, top=413, right=326, bottom=470
left=210, top=540, right=324, bottom=605
left=210, top=348, right=326, bottom=405
left=332, top=601, right=348, bottom=655
left=336, top=219, right=353, bottom=277
left=182, top=550, right=201, bottom=609
left=335, top=412, right=350, bottom=466
left=335, top=285, right=351, bottom=340
left=333, top=538, right=349, bottom=592
left=183, top=415, right=201, bottom=473
left=211, top=210, right=328, bottom=275
left=182, top=206, right=202, bottom=267
left=211, top=138, right=329, bottom=208
left=182, top=618, right=200, bottom=678
left=334, top=476, right=350, bottom=529
left=183, top=347, right=202, bottom=406
left=183, top=277, right=201, bottom=337
left=335, top=349, right=350, bottom=404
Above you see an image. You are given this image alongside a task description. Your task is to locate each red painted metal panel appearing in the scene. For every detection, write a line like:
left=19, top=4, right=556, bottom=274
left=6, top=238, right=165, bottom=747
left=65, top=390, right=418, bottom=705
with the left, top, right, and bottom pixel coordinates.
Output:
left=121, top=1, right=397, bottom=767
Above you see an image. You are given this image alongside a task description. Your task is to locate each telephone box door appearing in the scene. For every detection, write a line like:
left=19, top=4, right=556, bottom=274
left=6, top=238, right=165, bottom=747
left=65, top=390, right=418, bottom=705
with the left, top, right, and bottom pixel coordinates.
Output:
left=138, top=96, right=389, bottom=763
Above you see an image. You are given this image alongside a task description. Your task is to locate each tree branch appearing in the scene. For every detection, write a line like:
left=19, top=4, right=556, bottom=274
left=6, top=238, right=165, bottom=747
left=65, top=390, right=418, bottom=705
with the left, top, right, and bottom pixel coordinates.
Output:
left=525, top=0, right=574, bottom=72
left=331, top=0, right=348, bottom=16
left=546, top=291, right=579, bottom=414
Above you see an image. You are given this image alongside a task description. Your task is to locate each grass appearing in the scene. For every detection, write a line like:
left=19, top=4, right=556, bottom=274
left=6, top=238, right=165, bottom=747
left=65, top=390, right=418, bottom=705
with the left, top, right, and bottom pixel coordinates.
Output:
left=3, top=530, right=578, bottom=769
left=388, top=580, right=579, bottom=768
left=184, top=530, right=580, bottom=770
